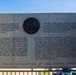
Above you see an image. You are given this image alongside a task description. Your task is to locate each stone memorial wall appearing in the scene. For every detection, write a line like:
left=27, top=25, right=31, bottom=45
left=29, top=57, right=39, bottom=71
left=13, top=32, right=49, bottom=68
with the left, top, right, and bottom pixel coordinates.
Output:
left=0, top=13, right=76, bottom=68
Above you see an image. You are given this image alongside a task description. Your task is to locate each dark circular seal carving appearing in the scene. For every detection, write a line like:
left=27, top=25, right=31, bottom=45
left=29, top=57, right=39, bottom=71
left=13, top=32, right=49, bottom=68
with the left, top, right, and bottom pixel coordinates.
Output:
left=23, top=17, right=40, bottom=34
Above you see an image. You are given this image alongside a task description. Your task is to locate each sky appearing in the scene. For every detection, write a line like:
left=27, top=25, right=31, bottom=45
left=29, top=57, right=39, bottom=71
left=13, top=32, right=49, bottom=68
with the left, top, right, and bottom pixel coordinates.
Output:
left=0, top=0, right=76, bottom=13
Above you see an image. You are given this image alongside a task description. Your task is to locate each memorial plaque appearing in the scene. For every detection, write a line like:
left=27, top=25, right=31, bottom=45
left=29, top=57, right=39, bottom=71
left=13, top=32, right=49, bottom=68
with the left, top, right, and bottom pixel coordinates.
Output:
left=0, top=13, right=76, bottom=68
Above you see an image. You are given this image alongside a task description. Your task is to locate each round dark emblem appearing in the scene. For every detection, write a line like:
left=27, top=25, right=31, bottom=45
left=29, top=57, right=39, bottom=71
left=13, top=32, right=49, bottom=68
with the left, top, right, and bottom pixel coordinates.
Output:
left=23, top=17, right=40, bottom=34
